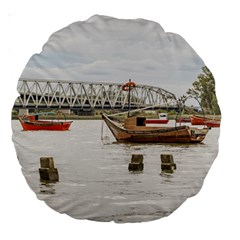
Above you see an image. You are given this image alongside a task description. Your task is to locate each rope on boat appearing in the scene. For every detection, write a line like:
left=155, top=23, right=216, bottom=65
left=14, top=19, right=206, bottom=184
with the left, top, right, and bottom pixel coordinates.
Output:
left=101, top=120, right=110, bottom=143
left=107, top=104, right=171, bottom=117
left=101, top=121, right=104, bottom=140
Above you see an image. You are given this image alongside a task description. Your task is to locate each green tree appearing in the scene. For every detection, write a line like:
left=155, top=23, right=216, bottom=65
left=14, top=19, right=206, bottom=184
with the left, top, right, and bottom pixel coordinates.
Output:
left=187, top=66, right=220, bottom=114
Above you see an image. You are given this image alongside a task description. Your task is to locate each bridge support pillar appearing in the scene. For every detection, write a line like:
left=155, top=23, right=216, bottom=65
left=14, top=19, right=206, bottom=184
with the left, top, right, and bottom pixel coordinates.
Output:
left=18, top=108, right=29, bottom=116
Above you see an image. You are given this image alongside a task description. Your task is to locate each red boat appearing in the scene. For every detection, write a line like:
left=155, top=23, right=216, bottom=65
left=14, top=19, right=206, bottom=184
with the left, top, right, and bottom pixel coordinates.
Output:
left=176, top=117, right=191, bottom=123
left=190, top=115, right=220, bottom=126
left=205, top=120, right=220, bottom=128
left=18, top=113, right=72, bottom=131
left=146, top=113, right=169, bottom=124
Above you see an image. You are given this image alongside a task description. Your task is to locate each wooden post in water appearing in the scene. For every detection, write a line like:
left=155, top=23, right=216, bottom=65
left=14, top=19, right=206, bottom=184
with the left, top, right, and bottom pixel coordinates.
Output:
left=128, top=154, right=144, bottom=171
left=161, top=154, right=176, bottom=174
left=39, top=157, right=59, bottom=182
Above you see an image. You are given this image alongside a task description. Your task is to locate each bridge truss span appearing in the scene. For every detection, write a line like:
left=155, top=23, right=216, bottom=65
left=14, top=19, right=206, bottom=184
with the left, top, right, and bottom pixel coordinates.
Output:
left=15, top=78, right=177, bottom=110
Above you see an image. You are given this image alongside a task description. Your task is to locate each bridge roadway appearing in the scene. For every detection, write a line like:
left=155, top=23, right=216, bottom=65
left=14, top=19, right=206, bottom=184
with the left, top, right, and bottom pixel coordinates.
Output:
left=14, top=78, right=179, bottom=111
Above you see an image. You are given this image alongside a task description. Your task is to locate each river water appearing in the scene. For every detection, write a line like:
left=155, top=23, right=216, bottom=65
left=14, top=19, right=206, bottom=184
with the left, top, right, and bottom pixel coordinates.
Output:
left=12, top=120, right=220, bottom=223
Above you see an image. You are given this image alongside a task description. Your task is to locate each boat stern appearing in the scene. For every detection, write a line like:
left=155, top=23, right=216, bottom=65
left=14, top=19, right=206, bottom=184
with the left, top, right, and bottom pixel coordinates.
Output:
left=189, top=127, right=209, bottom=142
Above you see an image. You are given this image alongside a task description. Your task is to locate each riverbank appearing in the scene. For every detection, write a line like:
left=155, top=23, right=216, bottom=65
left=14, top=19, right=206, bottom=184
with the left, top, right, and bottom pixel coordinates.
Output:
left=11, top=112, right=221, bottom=121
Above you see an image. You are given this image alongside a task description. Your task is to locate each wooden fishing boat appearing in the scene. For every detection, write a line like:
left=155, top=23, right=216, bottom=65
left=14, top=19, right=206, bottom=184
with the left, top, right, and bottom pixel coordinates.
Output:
left=190, top=115, right=220, bottom=125
left=146, top=113, right=169, bottom=124
left=18, top=113, right=72, bottom=131
left=102, top=113, right=209, bottom=143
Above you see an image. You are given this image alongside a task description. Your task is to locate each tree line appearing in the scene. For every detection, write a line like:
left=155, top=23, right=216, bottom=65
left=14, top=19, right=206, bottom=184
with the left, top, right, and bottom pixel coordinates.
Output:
left=187, top=66, right=221, bottom=115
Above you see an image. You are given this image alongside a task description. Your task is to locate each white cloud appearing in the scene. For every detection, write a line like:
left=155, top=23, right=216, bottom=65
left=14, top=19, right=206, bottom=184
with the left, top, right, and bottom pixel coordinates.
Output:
left=21, top=15, right=205, bottom=97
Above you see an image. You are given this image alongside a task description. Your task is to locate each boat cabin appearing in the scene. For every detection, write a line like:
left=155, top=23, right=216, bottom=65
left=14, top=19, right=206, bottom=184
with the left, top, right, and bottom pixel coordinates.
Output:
left=124, top=116, right=146, bottom=129
left=22, top=114, right=39, bottom=122
left=159, top=113, right=168, bottom=120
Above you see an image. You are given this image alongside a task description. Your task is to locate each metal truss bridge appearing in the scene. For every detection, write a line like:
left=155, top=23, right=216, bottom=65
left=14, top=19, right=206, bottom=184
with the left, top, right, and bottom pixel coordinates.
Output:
left=14, top=78, right=178, bottom=111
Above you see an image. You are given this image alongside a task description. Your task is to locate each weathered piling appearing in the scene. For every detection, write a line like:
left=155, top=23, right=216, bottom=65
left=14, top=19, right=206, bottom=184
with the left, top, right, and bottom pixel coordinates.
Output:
left=39, top=157, right=59, bottom=182
left=161, top=154, right=176, bottom=173
left=128, top=154, right=144, bottom=171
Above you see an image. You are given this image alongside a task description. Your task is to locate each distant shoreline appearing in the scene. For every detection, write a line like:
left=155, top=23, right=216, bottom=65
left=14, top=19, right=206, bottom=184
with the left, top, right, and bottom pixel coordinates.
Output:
left=12, top=113, right=221, bottom=121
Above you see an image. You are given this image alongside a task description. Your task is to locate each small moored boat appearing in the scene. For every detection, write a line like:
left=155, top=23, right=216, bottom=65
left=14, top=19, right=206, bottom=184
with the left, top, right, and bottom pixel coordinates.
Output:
left=18, top=112, right=72, bottom=131
left=205, top=120, right=220, bottom=128
left=175, top=117, right=191, bottom=123
left=146, top=113, right=169, bottom=124
left=102, top=113, right=209, bottom=143
left=190, top=115, right=220, bottom=126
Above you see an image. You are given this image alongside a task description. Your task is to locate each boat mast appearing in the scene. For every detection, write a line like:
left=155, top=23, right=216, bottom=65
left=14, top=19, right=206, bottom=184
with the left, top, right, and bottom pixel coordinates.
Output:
left=128, top=79, right=131, bottom=117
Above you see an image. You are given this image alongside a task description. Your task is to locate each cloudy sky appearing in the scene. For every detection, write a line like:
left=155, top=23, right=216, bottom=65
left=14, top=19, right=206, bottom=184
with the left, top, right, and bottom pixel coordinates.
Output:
left=21, top=15, right=205, bottom=98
